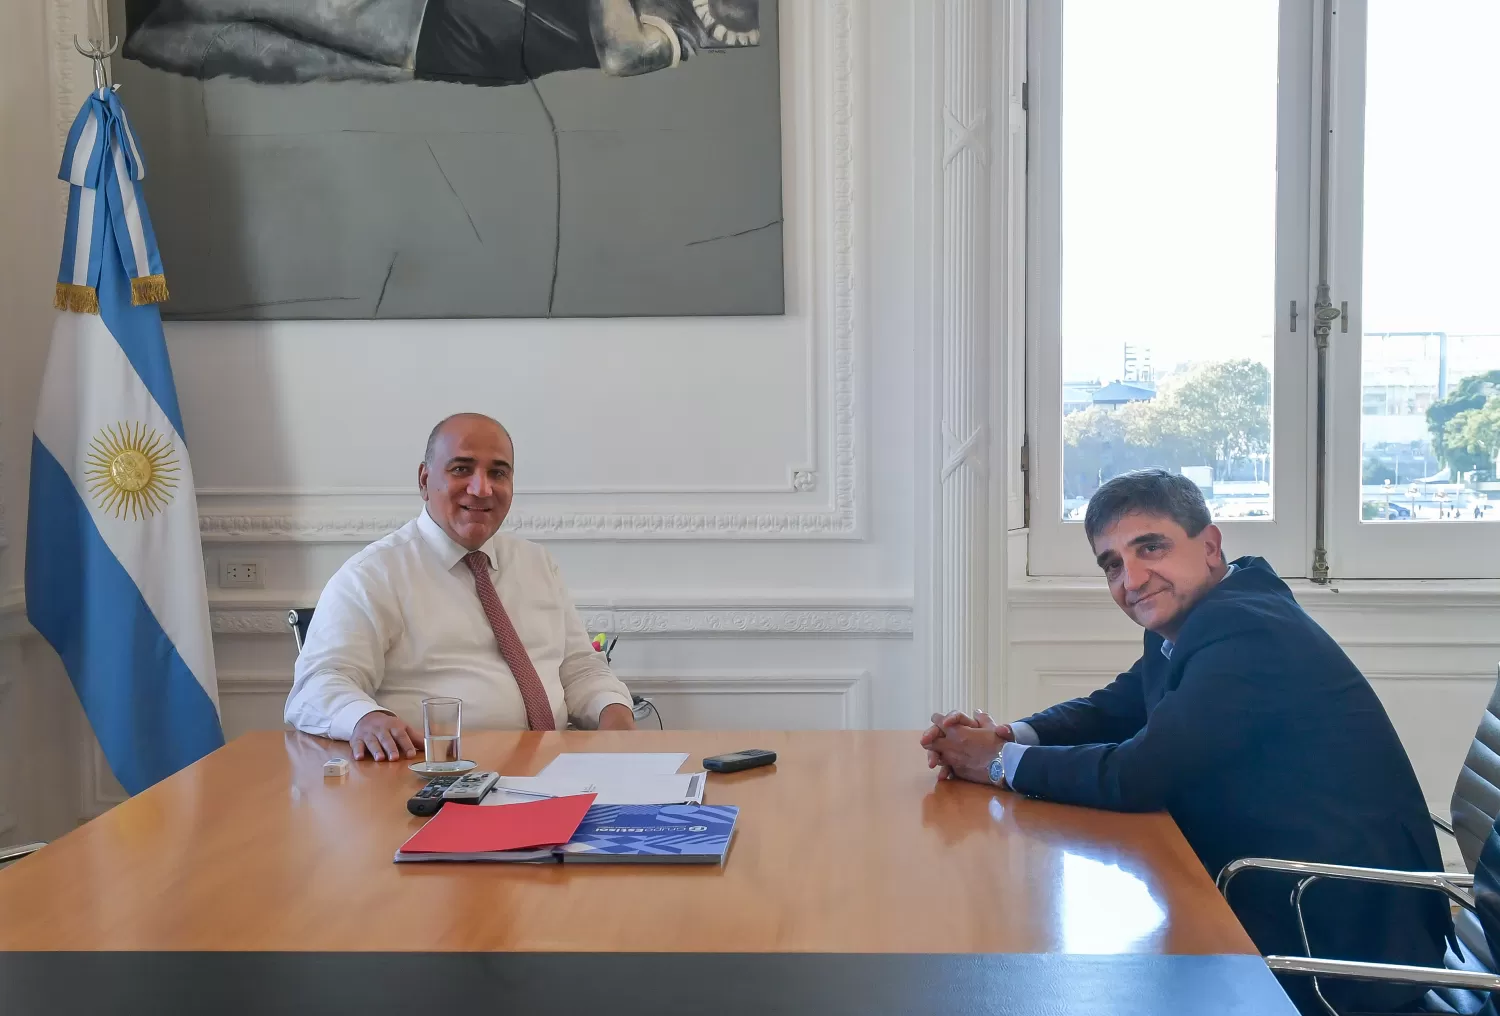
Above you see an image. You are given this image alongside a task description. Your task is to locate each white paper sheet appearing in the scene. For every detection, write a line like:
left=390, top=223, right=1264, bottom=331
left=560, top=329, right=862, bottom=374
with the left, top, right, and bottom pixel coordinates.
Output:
left=537, top=753, right=690, bottom=778
left=481, top=772, right=706, bottom=807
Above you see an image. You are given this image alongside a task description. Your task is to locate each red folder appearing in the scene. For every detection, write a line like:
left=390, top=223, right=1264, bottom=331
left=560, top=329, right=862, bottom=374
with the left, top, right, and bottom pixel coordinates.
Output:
left=398, top=794, right=597, bottom=855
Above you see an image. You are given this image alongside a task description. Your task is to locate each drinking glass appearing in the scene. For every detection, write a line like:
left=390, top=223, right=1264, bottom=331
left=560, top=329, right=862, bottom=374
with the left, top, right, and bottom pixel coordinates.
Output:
left=422, top=697, right=463, bottom=771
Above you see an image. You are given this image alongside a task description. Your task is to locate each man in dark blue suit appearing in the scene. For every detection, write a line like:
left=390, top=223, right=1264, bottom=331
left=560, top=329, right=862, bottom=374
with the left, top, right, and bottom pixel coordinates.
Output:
left=923, top=469, right=1448, bottom=1015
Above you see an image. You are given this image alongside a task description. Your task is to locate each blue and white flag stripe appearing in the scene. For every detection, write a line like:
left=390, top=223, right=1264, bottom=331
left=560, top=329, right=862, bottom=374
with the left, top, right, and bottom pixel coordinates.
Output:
left=32, top=287, right=213, bottom=687
left=29, top=90, right=221, bottom=795
left=57, top=88, right=164, bottom=303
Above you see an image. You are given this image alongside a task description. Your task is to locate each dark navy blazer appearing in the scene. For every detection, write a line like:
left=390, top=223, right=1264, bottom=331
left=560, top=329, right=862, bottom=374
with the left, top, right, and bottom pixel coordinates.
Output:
left=1012, top=556, right=1449, bottom=1014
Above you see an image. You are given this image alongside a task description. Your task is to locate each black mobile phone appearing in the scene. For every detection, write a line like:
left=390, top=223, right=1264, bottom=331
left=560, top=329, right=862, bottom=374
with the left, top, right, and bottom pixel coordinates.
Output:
left=703, top=749, right=777, bottom=773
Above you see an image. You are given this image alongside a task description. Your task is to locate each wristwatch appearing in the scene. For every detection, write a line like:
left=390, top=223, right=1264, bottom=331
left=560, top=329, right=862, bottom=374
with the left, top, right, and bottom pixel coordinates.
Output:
left=988, top=751, right=1006, bottom=787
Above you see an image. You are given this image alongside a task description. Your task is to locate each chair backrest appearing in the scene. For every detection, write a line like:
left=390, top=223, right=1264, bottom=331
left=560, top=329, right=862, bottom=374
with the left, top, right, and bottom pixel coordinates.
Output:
left=1452, top=664, right=1500, bottom=871
left=287, top=608, right=314, bottom=653
left=1473, top=821, right=1500, bottom=966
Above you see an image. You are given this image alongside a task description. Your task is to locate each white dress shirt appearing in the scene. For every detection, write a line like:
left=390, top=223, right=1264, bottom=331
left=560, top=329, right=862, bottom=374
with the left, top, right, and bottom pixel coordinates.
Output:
left=285, top=510, right=633, bottom=740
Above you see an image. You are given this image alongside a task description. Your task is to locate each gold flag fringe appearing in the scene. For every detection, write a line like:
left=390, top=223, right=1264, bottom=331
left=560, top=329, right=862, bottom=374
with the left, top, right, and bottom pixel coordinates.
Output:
left=55, top=283, right=100, bottom=315
left=130, top=274, right=169, bottom=306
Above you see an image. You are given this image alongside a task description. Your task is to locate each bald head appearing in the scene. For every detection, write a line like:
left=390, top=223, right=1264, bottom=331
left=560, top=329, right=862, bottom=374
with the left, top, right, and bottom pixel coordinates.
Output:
left=417, top=413, right=515, bottom=551
left=424, top=413, right=511, bottom=468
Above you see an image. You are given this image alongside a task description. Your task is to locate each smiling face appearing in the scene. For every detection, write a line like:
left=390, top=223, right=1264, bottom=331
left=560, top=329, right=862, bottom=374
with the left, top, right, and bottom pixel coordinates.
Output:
left=1092, top=512, right=1226, bottom=639
left=417, top=415, right=514, bottom=552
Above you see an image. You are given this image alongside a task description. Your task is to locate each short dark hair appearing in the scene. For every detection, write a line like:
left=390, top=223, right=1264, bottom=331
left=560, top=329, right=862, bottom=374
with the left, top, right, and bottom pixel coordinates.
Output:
left=1083, top=469, right=1212, bottom=547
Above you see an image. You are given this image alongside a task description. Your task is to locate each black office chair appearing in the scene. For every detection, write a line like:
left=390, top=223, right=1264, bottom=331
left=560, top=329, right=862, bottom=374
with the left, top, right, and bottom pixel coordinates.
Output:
left=0, top=843, right=45, bottom=868
left=287, top=607, right=313, bottom=653
left=1448, top=665, right=1500, bottom=874
left=1428, top=663, right=1500, bottom=997
left=1217, top=665, right=1500, bottom=1015
left=1219, top=856, right=1490, bottom=1014
left=286, top=608, right=661, bottom=727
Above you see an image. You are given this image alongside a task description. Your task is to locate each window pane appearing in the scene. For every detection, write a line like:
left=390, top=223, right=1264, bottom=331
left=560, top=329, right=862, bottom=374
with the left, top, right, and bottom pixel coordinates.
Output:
left=1360, top=1, right=1500, bottom=522
left=1060, top=1, right=1278, bottom=522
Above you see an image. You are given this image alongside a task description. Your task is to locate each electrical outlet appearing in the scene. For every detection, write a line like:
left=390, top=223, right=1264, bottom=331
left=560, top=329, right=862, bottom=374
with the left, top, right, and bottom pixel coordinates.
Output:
left=219, top=559, right=264, bottom=589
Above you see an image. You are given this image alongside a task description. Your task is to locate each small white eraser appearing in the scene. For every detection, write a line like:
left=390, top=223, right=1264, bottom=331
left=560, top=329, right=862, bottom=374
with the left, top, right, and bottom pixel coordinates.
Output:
left=323, top=757, right=350, bottom=777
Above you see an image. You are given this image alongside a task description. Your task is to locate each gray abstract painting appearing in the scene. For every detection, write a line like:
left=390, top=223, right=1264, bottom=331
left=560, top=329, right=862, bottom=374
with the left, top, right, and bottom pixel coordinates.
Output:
left=114, top=0, right=783, bottom=319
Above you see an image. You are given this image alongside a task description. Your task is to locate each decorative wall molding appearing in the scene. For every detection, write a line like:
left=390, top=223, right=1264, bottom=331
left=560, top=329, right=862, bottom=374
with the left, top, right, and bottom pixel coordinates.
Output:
left=211, top=600, right=914, bottom=638
left=931, top=0, right=994, bottom=712
left=619, top=669, right=873, bottom=730
left=216, top=668, right=874, bottom=731
left=1011, top=576, right=1500, bottom=608
left=197, top=505, right=869, bottom=543
left=49, top=0, right=81, bottom=175
left=605, top=608, right=911, bottom=637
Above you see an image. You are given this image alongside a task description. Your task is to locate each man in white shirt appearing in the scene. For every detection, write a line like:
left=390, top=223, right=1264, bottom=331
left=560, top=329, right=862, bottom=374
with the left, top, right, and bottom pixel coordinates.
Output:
left=285, top=413, right=636, bottom=762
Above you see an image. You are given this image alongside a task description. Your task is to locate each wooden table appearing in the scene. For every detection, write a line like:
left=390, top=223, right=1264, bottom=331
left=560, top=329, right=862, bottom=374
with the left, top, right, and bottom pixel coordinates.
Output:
left=0, top=731, right=1293, bottom=1014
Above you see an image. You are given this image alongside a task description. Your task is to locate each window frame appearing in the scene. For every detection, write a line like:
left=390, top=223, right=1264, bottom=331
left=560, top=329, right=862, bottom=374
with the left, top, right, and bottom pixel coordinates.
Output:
left=1025, top=0, right=1319, bottom=578
left=1323, top=0, right=1500, bottom=579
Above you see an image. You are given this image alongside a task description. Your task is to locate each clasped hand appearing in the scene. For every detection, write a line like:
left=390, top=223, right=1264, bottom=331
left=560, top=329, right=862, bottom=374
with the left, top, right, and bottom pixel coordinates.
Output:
left=920, top=709, right=1014, bottom=785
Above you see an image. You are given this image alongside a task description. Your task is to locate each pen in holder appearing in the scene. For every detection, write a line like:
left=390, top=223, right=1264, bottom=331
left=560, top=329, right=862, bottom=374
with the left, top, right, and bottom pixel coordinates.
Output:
left=590, top=632, right=618, bottom=663
left=592, top=632, right=663, bottom=729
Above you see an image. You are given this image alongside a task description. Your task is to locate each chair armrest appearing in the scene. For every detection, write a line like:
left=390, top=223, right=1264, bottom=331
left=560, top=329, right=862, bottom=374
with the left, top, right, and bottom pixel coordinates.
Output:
left=0, top=843, right=46, bottom=865
left=1266, top=955, right=1500, bottom=993
left=1432, top=811, right=1456, bottom=836
left=1217, top=857, right=1475, bottom=910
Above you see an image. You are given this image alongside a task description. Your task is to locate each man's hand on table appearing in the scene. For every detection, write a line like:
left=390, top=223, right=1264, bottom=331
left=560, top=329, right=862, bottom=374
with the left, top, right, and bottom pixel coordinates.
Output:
left=349, top=711, right=423, bottom=761
left=921, top=709, right=1014, bottom=784
left=597, top=703, right=637, bottom=730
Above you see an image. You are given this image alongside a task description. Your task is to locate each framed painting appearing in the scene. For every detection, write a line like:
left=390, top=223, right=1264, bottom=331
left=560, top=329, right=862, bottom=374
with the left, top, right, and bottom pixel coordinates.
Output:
left=113, top=0, right=783, bottom=319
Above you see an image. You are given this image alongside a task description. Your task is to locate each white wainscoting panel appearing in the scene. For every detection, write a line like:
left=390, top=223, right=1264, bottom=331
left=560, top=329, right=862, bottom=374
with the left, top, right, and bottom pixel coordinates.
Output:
left=621, top=670, right=871, bottom=730
left=211, top=667, right=872, bottom=744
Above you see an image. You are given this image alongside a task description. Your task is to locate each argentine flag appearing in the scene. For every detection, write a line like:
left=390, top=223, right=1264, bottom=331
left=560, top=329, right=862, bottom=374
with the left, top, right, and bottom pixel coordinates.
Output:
left=26, top=88, right=223, bottom=795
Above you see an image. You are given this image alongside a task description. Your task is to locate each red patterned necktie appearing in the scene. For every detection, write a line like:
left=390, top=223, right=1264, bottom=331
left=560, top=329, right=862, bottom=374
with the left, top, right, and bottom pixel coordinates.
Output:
left=463, top=551, right=556, bottom=731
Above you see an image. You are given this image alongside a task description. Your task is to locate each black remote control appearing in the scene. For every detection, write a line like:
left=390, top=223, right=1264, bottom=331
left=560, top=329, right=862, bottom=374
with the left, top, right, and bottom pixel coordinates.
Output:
left=703, top=749, right=777, bottom=773
left=406, top=775, right=463, bottom=816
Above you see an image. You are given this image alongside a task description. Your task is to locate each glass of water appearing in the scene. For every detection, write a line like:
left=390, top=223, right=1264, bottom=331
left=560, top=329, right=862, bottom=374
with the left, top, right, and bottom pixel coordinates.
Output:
left=422, top=697, right=463, bottom=771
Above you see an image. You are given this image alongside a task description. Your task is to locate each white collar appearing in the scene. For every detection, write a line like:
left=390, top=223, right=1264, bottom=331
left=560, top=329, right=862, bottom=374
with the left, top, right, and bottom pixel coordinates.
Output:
left=416, top=507, right=497, bottom=571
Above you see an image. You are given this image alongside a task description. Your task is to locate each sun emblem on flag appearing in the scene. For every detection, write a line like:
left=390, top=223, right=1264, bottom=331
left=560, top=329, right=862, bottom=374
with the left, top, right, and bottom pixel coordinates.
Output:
left=85, top=422, right=180, bottom=519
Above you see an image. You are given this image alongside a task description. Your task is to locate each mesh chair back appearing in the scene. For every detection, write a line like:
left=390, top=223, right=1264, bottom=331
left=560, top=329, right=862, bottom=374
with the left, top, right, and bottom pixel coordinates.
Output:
left=1452, top=666, right=1500, bottom=872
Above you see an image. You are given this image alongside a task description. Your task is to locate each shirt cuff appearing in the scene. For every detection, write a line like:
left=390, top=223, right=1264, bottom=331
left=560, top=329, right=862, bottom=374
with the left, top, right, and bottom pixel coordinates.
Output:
left=1009, top=720, right=1040, bottom=746
left=1000, top=741, right=1030, bottom=787
left=330, top=700, right=389, bottom=742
